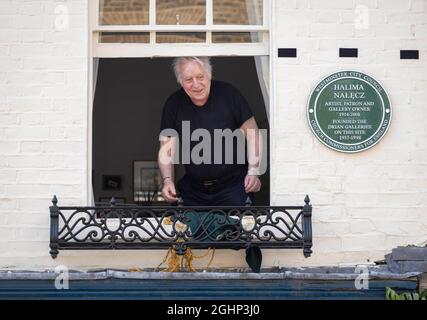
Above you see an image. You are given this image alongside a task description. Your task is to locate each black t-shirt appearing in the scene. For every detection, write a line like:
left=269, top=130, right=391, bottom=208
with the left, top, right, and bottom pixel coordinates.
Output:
left=160, top=80, right=253, bottom=180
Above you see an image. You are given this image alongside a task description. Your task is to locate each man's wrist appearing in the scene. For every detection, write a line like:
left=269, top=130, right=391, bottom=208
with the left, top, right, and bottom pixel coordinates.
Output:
left=162, top=176, right=172, bottom=182
left=247, top=167, right=260, bottom=176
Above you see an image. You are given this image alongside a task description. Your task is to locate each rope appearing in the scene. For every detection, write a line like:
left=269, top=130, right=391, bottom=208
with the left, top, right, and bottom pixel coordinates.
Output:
left=155, top=247, right=181, bottom=272
left=163, top=216, right=173, bottom=225
left=157, top=246, right=216, bottom=272
left=160, top=217, right=216, bottom=272
left=181, top=248, right=196, bottom=272
left=201, top=247, right=216, bottom=271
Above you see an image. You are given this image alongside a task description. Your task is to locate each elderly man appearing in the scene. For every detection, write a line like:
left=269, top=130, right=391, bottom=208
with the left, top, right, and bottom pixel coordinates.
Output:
left=158, top=56, right=263, bottom=272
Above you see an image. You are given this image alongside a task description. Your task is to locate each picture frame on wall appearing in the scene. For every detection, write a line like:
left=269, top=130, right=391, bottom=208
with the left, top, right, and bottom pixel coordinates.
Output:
left=102, top=175, right=122, bottom=191
left=133, top=160, right=163, bottom=205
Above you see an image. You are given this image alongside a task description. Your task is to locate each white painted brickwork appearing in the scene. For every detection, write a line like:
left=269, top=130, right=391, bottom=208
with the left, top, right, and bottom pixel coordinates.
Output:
left=0, top=0, right=88, bottom=268
left=0, top=0, right=426, bottom=270
left=272, top=0, right=427, bottom=267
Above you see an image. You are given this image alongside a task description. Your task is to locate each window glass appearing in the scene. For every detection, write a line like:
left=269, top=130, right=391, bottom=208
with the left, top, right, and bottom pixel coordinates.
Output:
left=156, top=32, right=206, bottom=43
left=99, top=0, right=150, bottom=25
left=213, top=0, right=263, bottom=25
left=212, top=32, right=261, bottom=43
left=99, top=32, right=150, bottom=43
left=156, top=0, right=206, bottom=25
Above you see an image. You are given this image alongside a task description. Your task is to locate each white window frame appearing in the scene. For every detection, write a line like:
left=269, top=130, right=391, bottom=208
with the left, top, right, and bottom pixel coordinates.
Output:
left=86, top=0, right=275, bottom=205
left=90, top=0, right=270, bottom=57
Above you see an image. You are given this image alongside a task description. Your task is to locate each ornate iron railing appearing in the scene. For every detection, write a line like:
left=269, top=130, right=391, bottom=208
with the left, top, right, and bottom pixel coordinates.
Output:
left=49, top=195, right=313, bottom=259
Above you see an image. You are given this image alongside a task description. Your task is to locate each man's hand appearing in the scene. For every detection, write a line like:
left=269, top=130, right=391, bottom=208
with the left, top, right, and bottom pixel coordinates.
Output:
left=162, top=180, right=178, bottom=203
left=244, top=175, right=261, bottom=193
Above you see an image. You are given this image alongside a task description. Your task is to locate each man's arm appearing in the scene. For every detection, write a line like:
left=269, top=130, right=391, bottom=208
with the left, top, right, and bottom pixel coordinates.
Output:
left=240, top=116, right=262, bottom=193
left=158, top=137, right=178, bottom=203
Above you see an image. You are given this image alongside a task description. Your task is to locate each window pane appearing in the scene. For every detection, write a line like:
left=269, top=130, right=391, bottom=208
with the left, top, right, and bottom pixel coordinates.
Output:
left=99, top=0, right=149, bottom=25
left=156, top=32, right=206, bottom=43
left=213, top=0, right=263, bottom=25
left=212, top=32, right=261, bottom=43
left=156, top=0, right=206, bottom=25
left=99, top=32, right=150, bottom=43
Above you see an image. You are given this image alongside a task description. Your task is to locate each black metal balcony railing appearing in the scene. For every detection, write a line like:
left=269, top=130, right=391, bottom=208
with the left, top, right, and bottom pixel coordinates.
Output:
left=49, top=195, right=313, bottom=259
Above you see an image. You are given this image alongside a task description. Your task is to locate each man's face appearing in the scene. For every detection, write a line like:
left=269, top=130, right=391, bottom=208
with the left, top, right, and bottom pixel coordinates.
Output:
left=179, top=60, right=211, bottom=106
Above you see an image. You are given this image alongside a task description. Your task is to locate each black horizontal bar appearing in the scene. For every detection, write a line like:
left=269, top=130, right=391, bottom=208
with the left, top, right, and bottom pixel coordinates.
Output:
left=58, top=242, right=304, bottom=250
left=339, top=48, right=358, bottom=58
left=58, top=205, right=305, bottom=210
left=400, top=50, right=419, bottom=59
left=278, top=48, right=297, bottom=58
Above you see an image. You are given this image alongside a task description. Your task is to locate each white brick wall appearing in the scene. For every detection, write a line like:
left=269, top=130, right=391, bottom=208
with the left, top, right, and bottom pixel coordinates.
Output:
left=272, top=0, right=427, bottom=267
left=0, top=0, right=89, bottom=267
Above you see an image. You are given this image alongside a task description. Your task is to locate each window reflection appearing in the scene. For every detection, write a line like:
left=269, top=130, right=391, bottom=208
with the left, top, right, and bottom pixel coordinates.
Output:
left=156, top=32, right=206, bottom=43
left=212, top=32, right=261, bottom=43
left=213, top=0, right=263, bottom=25
left=99, top=0, right=150, bottom=25
left=99, top=32, right=150, bottom=43
left=156, top=0, right=206, bottom=25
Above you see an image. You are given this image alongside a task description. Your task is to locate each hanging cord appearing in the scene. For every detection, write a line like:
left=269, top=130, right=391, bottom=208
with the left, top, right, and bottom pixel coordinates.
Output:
left=160, top=213, right=216, bottom=272
left=155, top=247, right=181, bottom=272
left=187, top=247, right=216, bottom=272
left=156, top=246, right=216, bottom=272
left=181, top=248, right=195, bottom=272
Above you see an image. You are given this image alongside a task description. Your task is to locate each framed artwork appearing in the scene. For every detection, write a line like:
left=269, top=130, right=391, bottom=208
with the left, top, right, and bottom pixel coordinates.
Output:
left=133, top=160, right=162, bottom=205
left=102, top=175, right=122, bottom=190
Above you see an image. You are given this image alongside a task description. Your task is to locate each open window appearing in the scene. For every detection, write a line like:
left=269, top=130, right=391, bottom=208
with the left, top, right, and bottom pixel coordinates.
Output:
left=89, top=1, right=271, bottom=206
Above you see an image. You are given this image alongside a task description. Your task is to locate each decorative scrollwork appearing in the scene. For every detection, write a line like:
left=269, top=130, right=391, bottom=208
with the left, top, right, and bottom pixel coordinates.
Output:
left=49, top=196, right=313, bottom=259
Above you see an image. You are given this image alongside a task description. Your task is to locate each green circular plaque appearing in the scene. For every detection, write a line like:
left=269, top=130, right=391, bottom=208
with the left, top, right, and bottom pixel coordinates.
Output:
left=307, top=71, right=391, bottom=153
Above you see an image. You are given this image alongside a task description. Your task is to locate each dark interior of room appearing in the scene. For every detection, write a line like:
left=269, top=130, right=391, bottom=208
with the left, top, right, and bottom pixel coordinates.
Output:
left=92, top=56, right=270, bottom=206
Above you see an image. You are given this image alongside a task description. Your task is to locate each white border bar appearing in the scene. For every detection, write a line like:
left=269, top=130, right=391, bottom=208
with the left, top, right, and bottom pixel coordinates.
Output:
left=94, top=43, right=268, bottom=57
left=94, top=25, right=269, bottom=32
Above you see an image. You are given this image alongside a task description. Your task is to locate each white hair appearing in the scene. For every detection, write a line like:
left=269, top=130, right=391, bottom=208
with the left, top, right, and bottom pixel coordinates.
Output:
left=172, top=57, right=212, bottom=84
